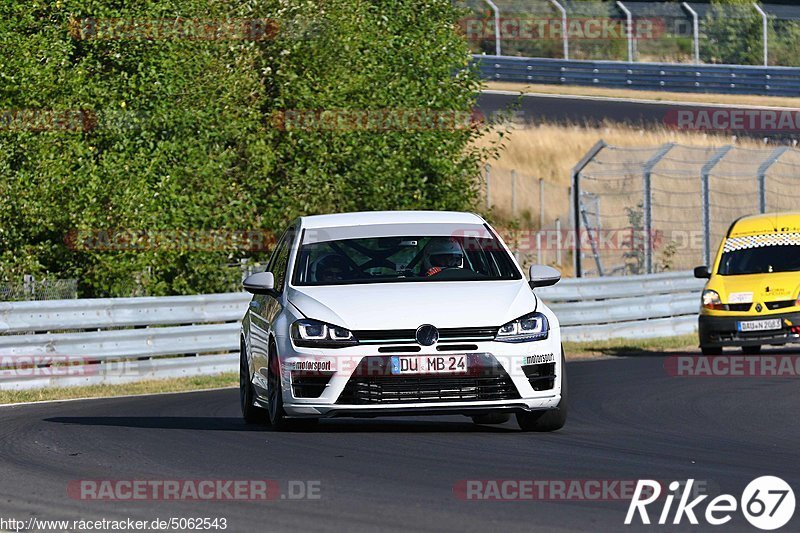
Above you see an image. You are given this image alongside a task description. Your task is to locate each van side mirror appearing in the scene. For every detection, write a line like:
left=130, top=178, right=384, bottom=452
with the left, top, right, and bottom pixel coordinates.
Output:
left=243, top=271, right=275, bottom=294
left=529, top=265, right=561, bottom=288
left=693, top=266, right=711, bottom=279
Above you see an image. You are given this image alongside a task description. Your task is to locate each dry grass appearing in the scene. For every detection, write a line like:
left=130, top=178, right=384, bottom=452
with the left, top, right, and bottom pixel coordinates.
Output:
left=476, top=122, right=768, bottom=187
left=0, top=373, right=237, bottom=405
left=485, top=81, right=800, bottom=109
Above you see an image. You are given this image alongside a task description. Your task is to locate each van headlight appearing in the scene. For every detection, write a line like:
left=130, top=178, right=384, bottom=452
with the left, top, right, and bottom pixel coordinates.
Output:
left=291, top=319, right=358, bottom=348
left=496, top=312, right=549, bottom=343
left=702, top=290, right=723, bottom=310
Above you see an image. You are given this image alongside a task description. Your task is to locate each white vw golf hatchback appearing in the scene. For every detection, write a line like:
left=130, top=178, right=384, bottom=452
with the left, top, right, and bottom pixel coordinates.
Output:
left=240, top=211, right=567, bottom=431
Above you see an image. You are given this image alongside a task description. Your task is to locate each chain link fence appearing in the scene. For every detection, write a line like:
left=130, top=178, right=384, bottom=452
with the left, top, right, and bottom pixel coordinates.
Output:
left=459, top=1, right=800, bottom=66
left=573, top=141, right=800, bottom=277
left=0, top=277, right=78, bottom=301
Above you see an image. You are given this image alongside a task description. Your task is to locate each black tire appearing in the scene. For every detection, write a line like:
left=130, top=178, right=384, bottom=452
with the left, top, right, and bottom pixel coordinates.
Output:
left=701, top=346, right=723, bottom=355
left=516, top=350, right=568, bottom=432
left=240, top=338, right=267, bottom=424
left=471, top=413, right=511, bottom=425
left=742, top=345, right=761, bottom=355
left=266, top=342, right=318, bottom=431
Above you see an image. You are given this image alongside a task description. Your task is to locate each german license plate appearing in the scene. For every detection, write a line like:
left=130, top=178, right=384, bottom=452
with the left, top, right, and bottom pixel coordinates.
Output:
left=390, top=355, right=468, bottom=375
left=737, top=319, right=782, bottom=332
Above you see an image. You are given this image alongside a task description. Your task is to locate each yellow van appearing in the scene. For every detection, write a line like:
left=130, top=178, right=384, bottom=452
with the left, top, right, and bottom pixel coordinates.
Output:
left=694, top=212, right=800, bottom=355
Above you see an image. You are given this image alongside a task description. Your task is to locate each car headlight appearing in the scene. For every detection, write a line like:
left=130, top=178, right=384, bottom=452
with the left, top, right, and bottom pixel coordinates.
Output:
left=496, top=312, right=549, bottom=343
left=702, top=290, right=723, bottom=310
left=291, top=319, right=358, bottom=348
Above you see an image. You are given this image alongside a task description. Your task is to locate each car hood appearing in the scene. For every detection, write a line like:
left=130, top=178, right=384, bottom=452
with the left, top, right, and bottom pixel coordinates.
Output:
left=287, top=280, right=537, bottom=330
left=709, top=271, right=800, bottom=303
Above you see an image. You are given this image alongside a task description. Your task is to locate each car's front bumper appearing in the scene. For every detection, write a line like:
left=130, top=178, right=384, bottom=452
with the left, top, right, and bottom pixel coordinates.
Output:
left=699, top=311, right=800, bottom=348
left=274, top=332, right=564, bottom=419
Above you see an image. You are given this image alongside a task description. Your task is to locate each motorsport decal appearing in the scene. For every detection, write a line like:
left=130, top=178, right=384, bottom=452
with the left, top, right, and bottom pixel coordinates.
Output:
left=523, top=353, right=556, bottom=366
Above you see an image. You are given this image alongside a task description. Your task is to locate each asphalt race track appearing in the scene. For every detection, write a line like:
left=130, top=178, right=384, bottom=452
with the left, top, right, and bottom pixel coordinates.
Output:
left=1, top=356, right=798, bottom=532
left=477, top=90, right=800, bottom=141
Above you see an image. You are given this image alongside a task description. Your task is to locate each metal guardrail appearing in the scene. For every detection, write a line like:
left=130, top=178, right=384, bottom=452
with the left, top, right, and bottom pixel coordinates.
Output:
left=538, top=270, right=704, bottom=341
left=473, top=55, right=800, bottom=96
left=0, top=272, right=703, bottom=390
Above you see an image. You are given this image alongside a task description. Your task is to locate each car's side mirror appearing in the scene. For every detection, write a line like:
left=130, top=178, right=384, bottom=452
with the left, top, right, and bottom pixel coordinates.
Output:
left=693, top=266, right=711, bottom=279
left=243, top=271, right=276, bottom=295
left=529, top=265, right=561, bottom=288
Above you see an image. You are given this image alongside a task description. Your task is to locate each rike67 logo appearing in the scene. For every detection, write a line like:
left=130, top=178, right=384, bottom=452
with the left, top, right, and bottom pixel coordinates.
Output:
left=626, top=477, right=795, bottom=530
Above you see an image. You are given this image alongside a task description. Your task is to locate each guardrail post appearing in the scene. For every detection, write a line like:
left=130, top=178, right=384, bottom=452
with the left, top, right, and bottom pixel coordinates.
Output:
left=549, top=0, right=569, bottom=60
left=681, top=2, right=700, bottom=64
left=555, top=218, right=562, bottom=266
left=617, top=1, right=634, bottom=62
left=701, top=146, right=733, bottom=267
left=571, top=140, right=607, bottom=277
left=483, top=0, right=502, bottom=56
left=753, top=3, right=768, bottom=66
left=642, top=143, right=675, bottom=274
left=756, top=146, right=788, bottom=213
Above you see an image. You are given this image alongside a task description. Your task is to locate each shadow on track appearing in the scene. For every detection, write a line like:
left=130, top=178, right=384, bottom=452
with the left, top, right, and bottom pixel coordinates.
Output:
left=43, top=416, right=258, bottom=431
left=43, top=416, right=522, bottom=433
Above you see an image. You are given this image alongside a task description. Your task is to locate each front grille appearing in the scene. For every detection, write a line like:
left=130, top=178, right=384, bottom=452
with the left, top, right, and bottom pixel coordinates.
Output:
left=336, top=354, right=520, bottom=405
left=726, top=303, right=752, bottom=312
left=766, top=300, right=796, bottom=311
left=354, top=326, right=498, bottom=345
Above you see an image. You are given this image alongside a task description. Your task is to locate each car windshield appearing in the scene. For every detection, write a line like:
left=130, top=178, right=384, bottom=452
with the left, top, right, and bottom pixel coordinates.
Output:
left=292, top=232, right=521, bottom=285
left=718, top=244, right=800, bottom=275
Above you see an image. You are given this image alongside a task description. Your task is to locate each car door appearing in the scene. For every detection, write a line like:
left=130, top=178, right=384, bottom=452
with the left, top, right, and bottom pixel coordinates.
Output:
left=249, top=225, right=296, bottom=392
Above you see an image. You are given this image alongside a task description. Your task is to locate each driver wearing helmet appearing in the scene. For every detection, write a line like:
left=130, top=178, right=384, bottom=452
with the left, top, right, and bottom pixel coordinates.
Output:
left=422, top=238, right=465, bottom=277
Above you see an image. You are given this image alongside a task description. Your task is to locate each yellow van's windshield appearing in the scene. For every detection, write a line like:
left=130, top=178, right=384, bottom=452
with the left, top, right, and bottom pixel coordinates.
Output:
left=718, top=244, right=800, bottom=275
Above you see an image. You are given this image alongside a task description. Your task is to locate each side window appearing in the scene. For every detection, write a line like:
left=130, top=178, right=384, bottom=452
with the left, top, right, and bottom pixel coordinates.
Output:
left=271, top=228, right=296, bottom=294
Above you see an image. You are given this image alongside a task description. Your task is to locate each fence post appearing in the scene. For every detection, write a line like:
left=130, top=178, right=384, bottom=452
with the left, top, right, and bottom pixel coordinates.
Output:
left=536, top=231, right=542, bottom=265
left=681, top=2, right=700, bottom=64
left=511, top=169, right=517, bottom=215
left=539, top=178, right=545, bottom=230
left=549, top=0, right=569, bottom=60
left=482, top=0, right=502, bottom=57
left=642, top=143, right=675, bottom=274
left=757, top=146, right=788, bottom=213
left=617, top=1, right=634, bottom=62
left=753, top=3, right=769, bottom=66
left=555, top=218, right=562, bottom=266
left=571, top=140, right=607, bottom=277
left=701, top=146, right=733, bottom=267
left=485, top=163, right=491, bottom=210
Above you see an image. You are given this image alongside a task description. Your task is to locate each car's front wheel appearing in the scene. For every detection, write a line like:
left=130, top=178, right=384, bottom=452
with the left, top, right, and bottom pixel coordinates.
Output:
left=266, top=342, right=317, bottom=431
left=240, top=338, right=267, bottom=424
left=516, top=350, right=567, bottom=432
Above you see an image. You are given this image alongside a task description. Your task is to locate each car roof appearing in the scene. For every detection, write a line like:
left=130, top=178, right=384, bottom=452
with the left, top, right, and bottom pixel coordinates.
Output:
left=299, top=211, right=486, bottom=229
left=729, top=212, right=800, bottom=237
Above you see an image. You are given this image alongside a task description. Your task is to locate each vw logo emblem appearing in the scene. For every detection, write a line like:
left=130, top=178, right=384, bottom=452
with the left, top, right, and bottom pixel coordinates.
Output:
left=415, top=324, right=439, bottom=346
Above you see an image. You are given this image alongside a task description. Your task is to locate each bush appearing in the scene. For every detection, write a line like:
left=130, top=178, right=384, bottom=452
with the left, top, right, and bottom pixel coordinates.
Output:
left=1, top=0, right=488, bottom=297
